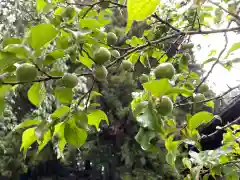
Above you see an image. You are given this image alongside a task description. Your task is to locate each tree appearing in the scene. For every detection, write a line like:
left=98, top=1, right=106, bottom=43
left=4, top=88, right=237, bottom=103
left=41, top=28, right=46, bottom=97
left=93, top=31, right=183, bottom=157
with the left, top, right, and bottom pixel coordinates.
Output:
left=0, top=0, right=240, bottom=179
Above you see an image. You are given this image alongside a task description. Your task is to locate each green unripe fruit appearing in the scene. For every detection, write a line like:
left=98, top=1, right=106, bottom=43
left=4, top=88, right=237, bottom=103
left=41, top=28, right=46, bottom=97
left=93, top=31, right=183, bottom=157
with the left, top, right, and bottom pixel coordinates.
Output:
left=153, top=63, right=175, bottom=79
left=139, top=74, right=149, bottom=84
left=121, top=60, right=133, bottom=71
left=107, top=32, right=118, bottom=45
left=198, top=84, right=209, bottom=93
left=181, top=43, right=194, bottom=50
left=155, top=96, right=173, bottom=116
left=93, top=47, right=111, bottom=65
left=61, top=73, right=78, bottom=88
left=94, top=65, right=108, bottom=81
left=194, top=93, right=205, bottom=102
left=110, top=76, right=121, bottom=84
left=16, top=63, right=37, bottom=82
left=111, top=50, right=120, bottom=58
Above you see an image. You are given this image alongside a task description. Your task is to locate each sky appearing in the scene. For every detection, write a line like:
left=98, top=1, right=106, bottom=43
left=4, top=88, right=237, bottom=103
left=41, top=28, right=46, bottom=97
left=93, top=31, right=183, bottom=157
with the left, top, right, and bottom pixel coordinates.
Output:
left=191, top=25, right=240, bottom=96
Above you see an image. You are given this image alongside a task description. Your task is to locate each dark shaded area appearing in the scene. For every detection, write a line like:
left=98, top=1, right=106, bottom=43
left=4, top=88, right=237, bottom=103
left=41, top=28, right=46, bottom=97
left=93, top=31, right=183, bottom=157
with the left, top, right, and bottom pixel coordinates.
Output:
left=200, top=98, right=240, bottom=150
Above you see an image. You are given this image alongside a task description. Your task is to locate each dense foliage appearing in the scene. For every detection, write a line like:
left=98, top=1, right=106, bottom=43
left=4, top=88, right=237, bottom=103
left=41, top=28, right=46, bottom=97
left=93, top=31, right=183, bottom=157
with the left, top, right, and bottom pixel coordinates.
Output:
left=0, top=0, right=240, bottom=179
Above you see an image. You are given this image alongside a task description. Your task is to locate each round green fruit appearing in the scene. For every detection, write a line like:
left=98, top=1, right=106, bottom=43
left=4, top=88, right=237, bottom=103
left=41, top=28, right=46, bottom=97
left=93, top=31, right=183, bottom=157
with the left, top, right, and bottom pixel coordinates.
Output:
left=121, top=60, right=133, bottom=71
left=139, top=74, right=149, bottom=84
left=155, top=96, right=173, bottom=116
left=111, top=50, right=120, bottom=58
left=181, top=43, right=194, bottom=50
left=93, top=47, right=111, bottom=65
left=61, top=73, right=78, bottom=88
left=153, top=63, right=175, bottom=79
left=110, top=76, right=121, bottom=84
left=194, top=93, right=205, bottom=102
left=198, top=84, right=209, bottom=93
left=94, top=65, right=108, bottom=81
left=107, top=32, right=118, bottom=45
left=16, top=63, right=37, bottom=82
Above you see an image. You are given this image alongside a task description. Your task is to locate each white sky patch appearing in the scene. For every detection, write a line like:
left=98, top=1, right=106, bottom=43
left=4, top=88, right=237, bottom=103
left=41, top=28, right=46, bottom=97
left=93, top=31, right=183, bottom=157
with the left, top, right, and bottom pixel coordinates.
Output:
left=192, top=31, right=240, bottom=95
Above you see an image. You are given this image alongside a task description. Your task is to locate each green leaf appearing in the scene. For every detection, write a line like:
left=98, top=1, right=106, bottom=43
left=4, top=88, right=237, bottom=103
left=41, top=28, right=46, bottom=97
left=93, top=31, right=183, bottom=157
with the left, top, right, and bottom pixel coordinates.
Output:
left=87, top=110, right=109, bottom=130
left=36, top=0, right=47, bottom=12
left=38, top=130, right=51, bottom=152
left=126, top=36, right=145, bottom=47
left=0, top=85, right=11, bottom=117
left=0, top=51, right=19, bottom=71
left=2, top=38, right=22, bottom=48
left=44, top=50, right=65, bottom=65
left=64, top=122, right=87, bottom=148
left=143, top=79, right=171, bottom=97
left=4, top=44, right=31, bottom=59
left=51, top=106, right=70, bottom=119
left=28, top=24, right=58, bottom=50
left=203, top=57, right=217, bottom=65
left=225, top=42, right=240, bottom=58
left=165, top=135, right=180, bottom=155
left=79, top=51, right=94, bottom=69
left=166, top=152, right=176, bottom=167
left=128, top=52, right=140, bottom=64
left=54, top=87, right=73, bottom=104
left=71, top=112, right=89, bottom=130
left=20, top=128, right=37, bottom=156
left=54, top=122, right=66, bottom=154
left=136, top=104, right=159, bottom=130
left=205, top=100, right=214, bottom=110
left=80, top=19, right=103, bottom=29
left=28, top=82, right=46, bottom=107
left=188, top=111, right=214, bottom=130
left=13, top=119, right=41, bottom=131
left=127, top=0, right=159, bottom=32
left=182, top=157, right=192, bottom=169
left=135, top=127, right=156, bottom=150
left=165, top=87, right=193, bottom=96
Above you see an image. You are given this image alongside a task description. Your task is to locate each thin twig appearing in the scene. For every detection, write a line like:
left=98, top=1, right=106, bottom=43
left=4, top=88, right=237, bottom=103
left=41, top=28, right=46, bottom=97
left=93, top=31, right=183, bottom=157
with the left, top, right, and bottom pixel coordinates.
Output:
left=194, top=25, right=230, bottom=92
left=175, top=83, right=240, bottom=107
left=209, top=0, right=240, bottom=22
left=85, top=79, right=95, bottom=110
left=106, top=26, right=240, bottom=68
left=201, top=116, right=240, bottom=140
left=2, top=73, right=91, bottom=86
left=152, top=13, right=182, bottom=33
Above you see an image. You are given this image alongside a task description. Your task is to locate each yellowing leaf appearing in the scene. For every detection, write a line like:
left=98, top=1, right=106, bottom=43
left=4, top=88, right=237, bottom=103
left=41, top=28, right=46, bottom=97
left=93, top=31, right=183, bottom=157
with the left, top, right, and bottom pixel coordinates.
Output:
left=143, top=79, right=171, bottom=97
left=38, top=130, right=51, bottom=152
left=188, top=111, right=214, bottom=130
left=64, top=123, right=87, bottom=148
left=28, top=82, right=46, bottom=107
left=54, top=122, right=66, bottom=155
left=20, top=128, right=37, bottom=156
left=51, top=106, right=70, bottom=119
left=127, top=0, right=160, bottom=32
left=36, top=0, right=47, bottom=12
left=225, top=42, right=240, bottom=58
left=87, top=110, right=109, bottom=130
left=13, top=119, right=41, bottom=131
left=28, top=24, right=58, bottom=50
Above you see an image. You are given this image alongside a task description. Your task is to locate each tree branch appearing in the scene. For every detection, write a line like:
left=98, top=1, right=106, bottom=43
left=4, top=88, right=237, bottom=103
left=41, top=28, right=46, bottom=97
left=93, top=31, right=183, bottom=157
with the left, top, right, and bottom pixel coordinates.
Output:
left=201, top=116, right=240, bottom=140
left=106, top=26, right=240, bottom=68
left=2, top=73, right=91, bottom=86
left=152, top=13, right=182, bottom=33
left=175, top=83, right=240, bottom=107
left=209, top=0, right=240, bottom=22
left=194, top=26, right=229, bottom=92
